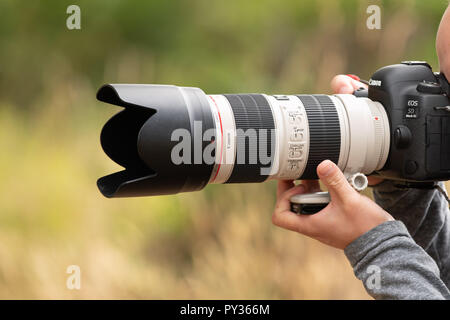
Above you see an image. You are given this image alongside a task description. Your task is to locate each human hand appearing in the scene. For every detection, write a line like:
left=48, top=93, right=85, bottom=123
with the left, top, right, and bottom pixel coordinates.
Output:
left=272, top=160, right=393, bottom=249
left=330, top=74, right=384, bottom=186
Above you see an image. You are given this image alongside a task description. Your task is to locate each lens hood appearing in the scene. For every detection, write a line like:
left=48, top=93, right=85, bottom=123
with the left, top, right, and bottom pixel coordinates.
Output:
left=96, top=84, right=215, bottom=197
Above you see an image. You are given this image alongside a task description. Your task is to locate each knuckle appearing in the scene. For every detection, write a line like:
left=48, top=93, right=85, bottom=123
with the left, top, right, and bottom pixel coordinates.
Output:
left=271, top=213, right=280, bottom=226
left=330, top=76, right=343, bottom=93
left=327, top=172, right=345, bottom=188
left=330, top=75, right=339, bottom=85
left=331, top=74, right=344, bottom=83
left=341, top=192, right=360, bottom=210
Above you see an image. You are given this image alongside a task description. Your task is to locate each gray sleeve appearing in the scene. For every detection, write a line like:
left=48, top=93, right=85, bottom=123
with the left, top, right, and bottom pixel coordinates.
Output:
left=372, top=181, right=450, bottom=287
left=344, top=220, right=450, bottom=300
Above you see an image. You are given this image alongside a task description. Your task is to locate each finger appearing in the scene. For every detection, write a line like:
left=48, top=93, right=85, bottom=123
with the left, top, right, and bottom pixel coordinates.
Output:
left=273, top=184, right=325, bottom=236
left=275, top=184, right=306, bottom=212
left=331, top=75, right=355, bottom=94
left=316, top=160, right=355, bottom=203
left=272, top=203, right=328, bottom=236
left=277, top=180, right=294, bottom=198
left=301, top=180, right=321, bottom=193
left=347, top=77, right=368, bottom=91
left=330, top=75, right=367, bottom=94
left=272, top=208, right=318, bottom=235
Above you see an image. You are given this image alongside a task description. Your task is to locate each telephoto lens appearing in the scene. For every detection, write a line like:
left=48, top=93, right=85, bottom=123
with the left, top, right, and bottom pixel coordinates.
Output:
left=96, top=84, right=390, bottom=198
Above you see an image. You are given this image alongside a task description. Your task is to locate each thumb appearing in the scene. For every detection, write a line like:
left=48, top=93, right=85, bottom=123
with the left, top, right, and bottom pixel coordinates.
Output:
left=317, top=160, right=354, bottom=202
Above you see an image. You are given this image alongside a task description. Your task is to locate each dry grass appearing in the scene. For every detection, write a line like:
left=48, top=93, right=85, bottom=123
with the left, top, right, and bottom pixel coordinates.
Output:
left=1, top=95, right=447, bottom=299
left=0, top=0, right=447, bottom=298
left=0, top=101, right=371, bottom=299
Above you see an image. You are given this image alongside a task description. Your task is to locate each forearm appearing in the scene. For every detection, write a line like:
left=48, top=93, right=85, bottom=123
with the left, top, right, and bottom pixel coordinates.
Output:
left=345, top=220, right=450, bottom=300
left=372, top=182, right=450, bottom=287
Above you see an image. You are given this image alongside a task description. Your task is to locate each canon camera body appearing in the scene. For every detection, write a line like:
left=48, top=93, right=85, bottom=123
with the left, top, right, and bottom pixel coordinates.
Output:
left=368, top=61, right=450, bottom=182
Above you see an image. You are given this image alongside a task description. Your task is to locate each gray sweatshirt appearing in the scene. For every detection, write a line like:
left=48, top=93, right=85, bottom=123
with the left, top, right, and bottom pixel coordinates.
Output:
left=344, top=181, right=450, bottom=299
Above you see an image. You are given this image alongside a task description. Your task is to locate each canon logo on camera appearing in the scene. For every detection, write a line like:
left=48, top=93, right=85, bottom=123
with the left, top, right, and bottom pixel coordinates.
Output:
left=369, top=79, right=382, bottom=86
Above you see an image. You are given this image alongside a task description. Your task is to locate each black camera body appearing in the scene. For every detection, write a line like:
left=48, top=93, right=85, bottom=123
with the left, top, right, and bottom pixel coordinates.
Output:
left=369, top=61, right=450, bottom=182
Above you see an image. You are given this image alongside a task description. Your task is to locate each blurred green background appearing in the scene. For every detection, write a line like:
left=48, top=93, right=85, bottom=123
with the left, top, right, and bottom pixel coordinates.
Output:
left=0, top=0, right=448, bottom=299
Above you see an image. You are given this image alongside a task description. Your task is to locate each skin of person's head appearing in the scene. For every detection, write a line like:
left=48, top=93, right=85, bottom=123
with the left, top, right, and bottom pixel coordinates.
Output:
left=436, top=5, right=450, bottom=75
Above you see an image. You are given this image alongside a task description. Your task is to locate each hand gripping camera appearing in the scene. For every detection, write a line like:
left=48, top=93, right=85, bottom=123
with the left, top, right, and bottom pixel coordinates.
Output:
left=96, top=61, right=450, bottom=214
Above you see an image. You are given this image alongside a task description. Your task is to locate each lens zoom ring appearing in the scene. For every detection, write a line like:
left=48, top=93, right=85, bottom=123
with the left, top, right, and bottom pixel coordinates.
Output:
left=296, top=95, right=341, bottom=179
left=224, top=94, right=275, bottom=183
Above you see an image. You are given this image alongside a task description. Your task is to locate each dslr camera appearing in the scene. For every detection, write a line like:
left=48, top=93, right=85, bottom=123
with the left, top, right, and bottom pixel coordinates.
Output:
left=96, top=61, right=450, bottom=213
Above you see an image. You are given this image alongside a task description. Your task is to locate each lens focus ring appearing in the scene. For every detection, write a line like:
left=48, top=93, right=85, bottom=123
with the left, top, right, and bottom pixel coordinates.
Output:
left=224, top=94, right=275, bottom=183
left=296, top=95, right=341, bottom=179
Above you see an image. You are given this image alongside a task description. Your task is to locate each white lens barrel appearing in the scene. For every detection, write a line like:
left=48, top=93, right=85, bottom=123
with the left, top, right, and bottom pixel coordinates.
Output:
left=265, top=95, right=310, bottom=180
left=206, top=93, right=390, bottom=183
left=207, top=94, right=236, bottom=184
left=334, top=94, right=390, bottom=175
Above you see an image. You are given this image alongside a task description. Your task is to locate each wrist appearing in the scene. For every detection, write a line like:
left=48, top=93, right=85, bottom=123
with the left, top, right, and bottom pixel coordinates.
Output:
left=344, top=220, right=409, bottom=266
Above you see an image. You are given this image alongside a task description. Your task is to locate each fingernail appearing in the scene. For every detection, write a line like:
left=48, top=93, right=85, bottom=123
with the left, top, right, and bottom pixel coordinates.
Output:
left=319, top=160, right=335, bottom=177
